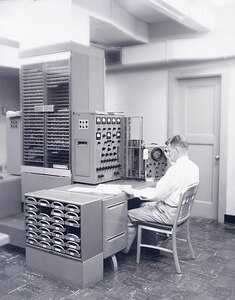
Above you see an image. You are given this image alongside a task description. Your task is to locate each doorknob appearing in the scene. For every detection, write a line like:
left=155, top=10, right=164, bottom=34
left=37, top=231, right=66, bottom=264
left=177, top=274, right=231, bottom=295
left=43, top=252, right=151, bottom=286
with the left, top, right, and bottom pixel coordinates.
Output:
left=215, top=155, right=220, bottom=160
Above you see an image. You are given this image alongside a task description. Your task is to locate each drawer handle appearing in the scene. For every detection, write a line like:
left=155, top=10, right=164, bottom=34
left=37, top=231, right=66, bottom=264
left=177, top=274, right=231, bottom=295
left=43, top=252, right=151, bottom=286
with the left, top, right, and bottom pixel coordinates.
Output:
left=106, top=201, right=125, bottom=209
left=107, top=231, right=126, bottom=242
left=51, top=201, right=64, bottom=209
left=38, top=199, right=50, bottom=207
left=25, top=197, right=37, bottom=204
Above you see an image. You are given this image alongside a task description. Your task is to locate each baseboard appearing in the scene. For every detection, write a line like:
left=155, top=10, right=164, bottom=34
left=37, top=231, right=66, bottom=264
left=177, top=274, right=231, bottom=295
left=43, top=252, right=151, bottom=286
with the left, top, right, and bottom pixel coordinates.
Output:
left=224, top=214, right=235, bottom=224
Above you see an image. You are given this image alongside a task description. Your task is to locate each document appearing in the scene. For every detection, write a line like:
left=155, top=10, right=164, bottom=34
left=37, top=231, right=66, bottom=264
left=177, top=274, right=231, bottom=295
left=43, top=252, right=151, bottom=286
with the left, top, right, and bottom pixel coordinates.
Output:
left=68, top=186, right=97, bottom=193
left=95, top=184, right=132, bottom=195
left=68, top=184, right=132, bottom=195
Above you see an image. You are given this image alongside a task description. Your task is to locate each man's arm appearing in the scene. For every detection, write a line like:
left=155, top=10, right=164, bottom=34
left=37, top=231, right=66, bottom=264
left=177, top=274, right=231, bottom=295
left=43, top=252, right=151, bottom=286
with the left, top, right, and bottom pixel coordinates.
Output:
left=121, top=186, right=135, bottom=196
left=122, top=164, right=177, bottom=201
left=121, top=186, right=159, bottom=200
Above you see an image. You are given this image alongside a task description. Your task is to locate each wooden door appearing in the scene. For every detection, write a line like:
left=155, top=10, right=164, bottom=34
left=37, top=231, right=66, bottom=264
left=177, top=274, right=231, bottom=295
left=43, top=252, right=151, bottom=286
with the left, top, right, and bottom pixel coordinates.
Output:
left=170, top=76, right=221, bottom=219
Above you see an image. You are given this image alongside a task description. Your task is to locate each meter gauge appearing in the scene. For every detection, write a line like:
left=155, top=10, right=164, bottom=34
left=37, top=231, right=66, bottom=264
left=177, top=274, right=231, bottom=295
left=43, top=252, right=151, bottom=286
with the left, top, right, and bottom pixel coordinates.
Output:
left=150, top=147, right=164, bottom=161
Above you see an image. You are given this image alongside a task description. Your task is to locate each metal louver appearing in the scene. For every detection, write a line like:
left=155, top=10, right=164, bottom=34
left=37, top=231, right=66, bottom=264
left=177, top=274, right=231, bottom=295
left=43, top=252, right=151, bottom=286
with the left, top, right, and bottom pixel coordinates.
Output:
left=22, top=64, right=44, bottom=167
left=22, top=59, right=70, bottom=170
left=46, top=61, right=70, bottom=169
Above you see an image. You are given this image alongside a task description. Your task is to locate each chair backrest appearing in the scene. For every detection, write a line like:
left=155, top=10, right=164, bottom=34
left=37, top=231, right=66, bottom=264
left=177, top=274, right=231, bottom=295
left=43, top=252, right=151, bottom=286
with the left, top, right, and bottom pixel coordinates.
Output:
left=173, top=183, right=199, bottom=227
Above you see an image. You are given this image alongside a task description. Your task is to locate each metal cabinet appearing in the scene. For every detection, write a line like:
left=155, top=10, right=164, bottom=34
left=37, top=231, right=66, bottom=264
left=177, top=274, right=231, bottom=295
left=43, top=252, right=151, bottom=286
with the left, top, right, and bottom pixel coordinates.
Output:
left=102, top=193, right=127, bottom=258
left=24, top=189, right=103, bottom=288
left=20, top=43, right=105, bottom=180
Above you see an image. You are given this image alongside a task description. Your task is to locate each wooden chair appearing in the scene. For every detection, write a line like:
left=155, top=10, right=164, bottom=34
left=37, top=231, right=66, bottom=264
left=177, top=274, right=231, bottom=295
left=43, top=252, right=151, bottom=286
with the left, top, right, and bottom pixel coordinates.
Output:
left=136, top=183, right=199, bottom=274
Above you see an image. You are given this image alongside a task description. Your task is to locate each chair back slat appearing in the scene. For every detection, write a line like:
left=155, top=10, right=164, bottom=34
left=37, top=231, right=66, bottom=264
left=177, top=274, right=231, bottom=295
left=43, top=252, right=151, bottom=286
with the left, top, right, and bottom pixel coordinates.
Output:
left=174, top=183, right=199, bottom=227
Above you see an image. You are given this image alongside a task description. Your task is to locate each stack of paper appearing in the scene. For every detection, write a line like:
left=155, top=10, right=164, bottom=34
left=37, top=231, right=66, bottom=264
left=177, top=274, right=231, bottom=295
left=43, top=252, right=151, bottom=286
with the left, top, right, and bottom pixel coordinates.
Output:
left=68, top=184, right=132, bottom=195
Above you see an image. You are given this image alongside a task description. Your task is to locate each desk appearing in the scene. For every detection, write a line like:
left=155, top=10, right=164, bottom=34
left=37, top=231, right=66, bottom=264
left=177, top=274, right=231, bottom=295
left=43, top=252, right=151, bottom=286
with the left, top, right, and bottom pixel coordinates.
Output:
left=25, top=179, right=155, bottom=288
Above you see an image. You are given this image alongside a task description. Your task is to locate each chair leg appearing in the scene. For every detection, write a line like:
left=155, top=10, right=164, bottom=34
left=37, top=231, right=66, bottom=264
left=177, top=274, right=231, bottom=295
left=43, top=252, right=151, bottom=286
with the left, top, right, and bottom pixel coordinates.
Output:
left=136, top=226, right=142, bottom=264
left=187, top=220, right=195, bottom=259
left=172, top=231, right=181, bottom=274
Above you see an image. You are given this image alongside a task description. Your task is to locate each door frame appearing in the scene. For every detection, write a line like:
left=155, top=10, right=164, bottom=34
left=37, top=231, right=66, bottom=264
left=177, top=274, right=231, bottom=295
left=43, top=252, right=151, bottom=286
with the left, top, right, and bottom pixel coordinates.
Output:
left=168, top=63, right=229, bottom=223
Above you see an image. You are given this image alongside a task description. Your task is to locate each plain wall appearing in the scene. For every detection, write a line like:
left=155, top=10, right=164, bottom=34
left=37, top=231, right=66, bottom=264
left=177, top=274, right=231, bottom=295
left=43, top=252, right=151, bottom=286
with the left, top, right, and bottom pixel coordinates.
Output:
left=105, top=67, right=168, bottom=145
left=0, top=75, right=20, bottom=167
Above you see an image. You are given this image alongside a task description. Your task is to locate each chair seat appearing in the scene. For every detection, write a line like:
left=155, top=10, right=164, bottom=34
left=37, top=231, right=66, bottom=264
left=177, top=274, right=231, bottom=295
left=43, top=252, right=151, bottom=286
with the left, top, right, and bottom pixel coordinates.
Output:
left=138, top=221, right=173, bottom=230
left=138, top=220, right=187, bottom=230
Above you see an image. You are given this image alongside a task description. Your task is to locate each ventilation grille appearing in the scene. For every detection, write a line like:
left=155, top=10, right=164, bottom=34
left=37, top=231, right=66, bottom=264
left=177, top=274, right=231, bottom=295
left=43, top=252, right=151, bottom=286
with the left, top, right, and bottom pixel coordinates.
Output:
left=46, top=61, right=70, bottom=109
left=22, top=60, right=70, bottom=169
left=46, top=110, right=70, bottom=168
left=105, top=50, right=122, bottom=65
left=46, top=61, right=70, bottom=168
left=22, top=64, right=44, bottom=166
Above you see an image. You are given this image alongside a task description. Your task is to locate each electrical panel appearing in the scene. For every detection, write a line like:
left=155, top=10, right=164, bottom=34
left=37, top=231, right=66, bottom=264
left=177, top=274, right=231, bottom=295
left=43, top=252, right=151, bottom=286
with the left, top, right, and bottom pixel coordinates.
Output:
left=122, top=116, right=144, bottom=179
left=144, top=145, right=168, bottom=181
left=122, top=117, right=168, bottom=181
left=72, top=112, right=124, bottom=184
left=124, top=139, right=145, bottom=179
left=123, top=143, right=167, bottom=181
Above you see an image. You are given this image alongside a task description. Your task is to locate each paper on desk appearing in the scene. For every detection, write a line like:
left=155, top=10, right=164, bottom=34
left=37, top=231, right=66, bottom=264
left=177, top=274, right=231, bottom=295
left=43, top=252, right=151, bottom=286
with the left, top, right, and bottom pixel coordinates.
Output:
left=94, top=184, right=130, bottom=195
left=68, top=184, right=132, bottom=195
left=68, top=186, right=97, bottom=193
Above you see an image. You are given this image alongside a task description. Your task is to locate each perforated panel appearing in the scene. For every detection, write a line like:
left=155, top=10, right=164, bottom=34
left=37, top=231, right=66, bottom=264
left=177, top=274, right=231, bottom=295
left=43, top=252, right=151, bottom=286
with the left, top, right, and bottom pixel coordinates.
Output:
left=46, top=61, right=70, bottom=168
left=21, top=60, right=70, bottom=169
left=46, top=61, right=70, bottom=109
left=22, top=64, right=44, bottom=166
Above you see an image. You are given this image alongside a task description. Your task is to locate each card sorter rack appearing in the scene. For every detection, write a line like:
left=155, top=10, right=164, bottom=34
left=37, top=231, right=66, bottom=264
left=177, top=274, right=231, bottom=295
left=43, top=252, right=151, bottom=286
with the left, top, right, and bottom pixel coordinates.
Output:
left=24, top=189, right=102, bottom=262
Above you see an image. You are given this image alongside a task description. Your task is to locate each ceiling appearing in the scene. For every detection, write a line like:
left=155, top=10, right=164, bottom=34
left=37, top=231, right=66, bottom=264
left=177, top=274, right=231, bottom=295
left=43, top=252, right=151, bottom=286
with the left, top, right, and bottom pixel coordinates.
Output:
left=0, top=0, right=233, bottom=76
left=116, top=0, right=169, bottom=23
left=0, top=0, right=218, bottom=48
left=88, top=0, right=216, bottom=48
left=0, top=0, right=234, bottom=51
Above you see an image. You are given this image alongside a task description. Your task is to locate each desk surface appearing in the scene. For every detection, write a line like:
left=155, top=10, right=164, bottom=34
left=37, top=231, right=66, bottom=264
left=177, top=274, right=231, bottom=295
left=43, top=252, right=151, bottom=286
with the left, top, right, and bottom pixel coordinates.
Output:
left=52, top=179, right=156, bottom=200
left=104, top=179, right=156, bottom=189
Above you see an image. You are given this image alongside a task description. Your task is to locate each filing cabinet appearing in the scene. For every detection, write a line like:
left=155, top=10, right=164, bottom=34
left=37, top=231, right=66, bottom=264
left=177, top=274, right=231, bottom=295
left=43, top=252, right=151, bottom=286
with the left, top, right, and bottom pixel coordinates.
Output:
left=25, top=189, right=103, bottom=287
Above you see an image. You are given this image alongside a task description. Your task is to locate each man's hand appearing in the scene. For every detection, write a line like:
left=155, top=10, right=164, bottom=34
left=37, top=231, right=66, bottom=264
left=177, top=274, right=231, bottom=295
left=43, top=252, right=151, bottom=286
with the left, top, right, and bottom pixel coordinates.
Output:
left=121, top=186, right=134, bottom=196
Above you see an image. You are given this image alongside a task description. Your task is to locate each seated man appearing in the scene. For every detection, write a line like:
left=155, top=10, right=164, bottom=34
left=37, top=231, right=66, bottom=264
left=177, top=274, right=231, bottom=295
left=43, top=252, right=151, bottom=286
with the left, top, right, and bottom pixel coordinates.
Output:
left=122, top=135, right=199, bottom=253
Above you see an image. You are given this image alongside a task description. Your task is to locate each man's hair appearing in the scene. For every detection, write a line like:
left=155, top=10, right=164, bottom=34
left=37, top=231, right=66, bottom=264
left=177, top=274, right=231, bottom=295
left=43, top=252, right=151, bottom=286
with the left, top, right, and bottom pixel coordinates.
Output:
left=166, top=135, right=189, bottom=150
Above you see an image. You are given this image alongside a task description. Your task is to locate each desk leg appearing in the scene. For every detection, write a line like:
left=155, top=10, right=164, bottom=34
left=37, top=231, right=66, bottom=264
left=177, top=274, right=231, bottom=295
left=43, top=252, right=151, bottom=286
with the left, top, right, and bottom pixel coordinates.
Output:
left=110, top=254, right=118, bottom=272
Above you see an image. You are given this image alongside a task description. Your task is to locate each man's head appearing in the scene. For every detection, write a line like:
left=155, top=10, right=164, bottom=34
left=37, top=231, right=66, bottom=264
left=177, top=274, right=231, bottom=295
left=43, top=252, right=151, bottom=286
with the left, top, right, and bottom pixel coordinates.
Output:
left=164, top=135, right=189, bottom=163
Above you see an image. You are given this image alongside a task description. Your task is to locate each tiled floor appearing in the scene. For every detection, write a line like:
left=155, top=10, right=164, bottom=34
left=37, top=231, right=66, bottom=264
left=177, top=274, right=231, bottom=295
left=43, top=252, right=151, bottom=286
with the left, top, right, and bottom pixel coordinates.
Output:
left=0, top=217, right=235, bottom=300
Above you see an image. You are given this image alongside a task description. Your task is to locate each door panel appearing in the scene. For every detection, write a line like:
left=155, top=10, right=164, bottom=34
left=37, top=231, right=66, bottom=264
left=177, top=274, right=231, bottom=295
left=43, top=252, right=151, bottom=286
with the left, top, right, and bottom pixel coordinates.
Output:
left=186, top=85, right=214, bottom=134
left=189, top=144, right=213, bottom=207
left=171, top=77, right=221, bottom=219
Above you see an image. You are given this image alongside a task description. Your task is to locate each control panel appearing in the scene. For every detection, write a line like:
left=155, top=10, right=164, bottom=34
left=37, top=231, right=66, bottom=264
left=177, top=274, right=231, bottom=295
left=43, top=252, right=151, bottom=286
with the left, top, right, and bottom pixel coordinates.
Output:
left=72, top=113, right=124, bottom=184
left=144, top=145, right=168, bottom=181
left=122, top=116, right=168, bottom=181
